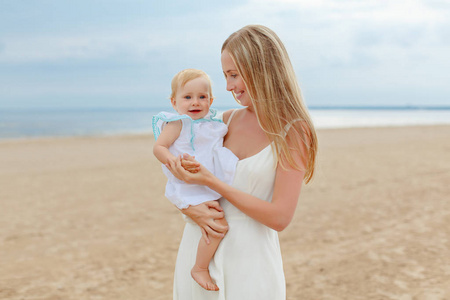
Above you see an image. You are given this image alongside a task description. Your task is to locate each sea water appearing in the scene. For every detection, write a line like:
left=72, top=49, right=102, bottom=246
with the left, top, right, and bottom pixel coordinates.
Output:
left=0, top=107, right=449, bottom=140
left=310, top=108, right=450, bottom=129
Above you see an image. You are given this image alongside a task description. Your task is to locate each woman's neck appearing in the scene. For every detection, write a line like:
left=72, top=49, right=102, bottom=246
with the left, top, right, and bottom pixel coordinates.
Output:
left=243, top=104, right=256, bottom=114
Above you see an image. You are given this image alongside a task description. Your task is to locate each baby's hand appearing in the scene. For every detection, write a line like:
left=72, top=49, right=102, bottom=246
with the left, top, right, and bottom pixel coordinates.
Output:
left=181, top=154, right=200, bottom=173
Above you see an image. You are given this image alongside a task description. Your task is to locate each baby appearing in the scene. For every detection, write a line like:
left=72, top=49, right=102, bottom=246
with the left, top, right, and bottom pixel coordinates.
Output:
left=152, top=69, right=238, bottom=291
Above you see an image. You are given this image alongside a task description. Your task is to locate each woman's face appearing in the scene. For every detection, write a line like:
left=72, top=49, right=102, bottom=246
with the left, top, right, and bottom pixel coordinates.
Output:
left=221, top=50, right=251, bottom=107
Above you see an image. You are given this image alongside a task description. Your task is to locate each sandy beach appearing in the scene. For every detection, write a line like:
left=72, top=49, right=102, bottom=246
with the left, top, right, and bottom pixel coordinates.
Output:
left=1, top=125, right=449, bottom=300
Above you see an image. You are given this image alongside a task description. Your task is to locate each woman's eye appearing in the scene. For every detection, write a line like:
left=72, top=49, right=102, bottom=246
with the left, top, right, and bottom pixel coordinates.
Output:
left=231, top=74, right=237, bottom=78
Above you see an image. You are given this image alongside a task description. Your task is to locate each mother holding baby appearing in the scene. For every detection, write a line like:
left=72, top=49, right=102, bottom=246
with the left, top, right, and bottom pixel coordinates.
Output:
left=166, top=24, right=318, bottom=300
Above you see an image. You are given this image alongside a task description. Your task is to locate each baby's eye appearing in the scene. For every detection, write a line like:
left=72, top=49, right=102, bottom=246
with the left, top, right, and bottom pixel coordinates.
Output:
left=200, top=95, right=206, bottom=99
left=185, top=96, right=191, bottom=99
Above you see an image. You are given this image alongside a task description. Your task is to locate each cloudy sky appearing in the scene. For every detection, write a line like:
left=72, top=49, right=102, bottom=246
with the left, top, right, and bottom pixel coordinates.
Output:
left=1, top=0, right=449, bottom=110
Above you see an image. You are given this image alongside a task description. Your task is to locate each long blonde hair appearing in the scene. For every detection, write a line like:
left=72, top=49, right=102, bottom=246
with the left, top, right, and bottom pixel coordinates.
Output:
left=222, top=25, right=318, bottom=183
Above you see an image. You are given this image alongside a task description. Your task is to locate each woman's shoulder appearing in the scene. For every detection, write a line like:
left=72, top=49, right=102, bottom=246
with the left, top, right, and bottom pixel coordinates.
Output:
left=222, top=108, right=242, bottom=126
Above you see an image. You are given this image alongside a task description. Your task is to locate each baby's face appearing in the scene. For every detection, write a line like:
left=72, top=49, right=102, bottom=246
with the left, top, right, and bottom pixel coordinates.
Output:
left=171, top=77, right=213, bottom=120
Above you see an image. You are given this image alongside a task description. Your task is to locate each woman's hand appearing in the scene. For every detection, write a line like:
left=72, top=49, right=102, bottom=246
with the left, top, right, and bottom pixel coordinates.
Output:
left=166, top=154, right=214, bottom=186
left=181, top=201, right=228, bottom=244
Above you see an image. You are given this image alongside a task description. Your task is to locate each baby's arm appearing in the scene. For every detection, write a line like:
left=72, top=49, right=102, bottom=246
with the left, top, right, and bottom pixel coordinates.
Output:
left=153, top=121, right=182, bottom=165
left=153, top=120, right=200, bottom=173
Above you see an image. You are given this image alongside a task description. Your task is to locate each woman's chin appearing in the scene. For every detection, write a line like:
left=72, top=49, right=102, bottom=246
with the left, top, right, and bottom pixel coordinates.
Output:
left=240, top=99, right=252, bottom=107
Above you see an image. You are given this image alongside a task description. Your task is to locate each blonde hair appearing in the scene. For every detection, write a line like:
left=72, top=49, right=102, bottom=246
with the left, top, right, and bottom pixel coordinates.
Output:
left=170, top=68, right=214, bottom=99
left=222, top=25, right=318, bottom=183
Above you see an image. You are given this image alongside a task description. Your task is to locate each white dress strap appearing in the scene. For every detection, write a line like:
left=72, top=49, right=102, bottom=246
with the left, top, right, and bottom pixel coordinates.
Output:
left=283, top=119, right=302, bottom=137
left=226, top=109, right=239, bottom=126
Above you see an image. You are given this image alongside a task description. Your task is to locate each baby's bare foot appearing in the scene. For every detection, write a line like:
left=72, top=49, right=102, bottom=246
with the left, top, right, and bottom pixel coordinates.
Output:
left=191, top=265, right=219, bottom=291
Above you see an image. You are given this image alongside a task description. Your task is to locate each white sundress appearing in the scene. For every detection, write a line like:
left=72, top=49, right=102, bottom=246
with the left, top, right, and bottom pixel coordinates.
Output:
left=152, top=109, right=238, bottom=209
left=173, top=109, right=286, bottom=300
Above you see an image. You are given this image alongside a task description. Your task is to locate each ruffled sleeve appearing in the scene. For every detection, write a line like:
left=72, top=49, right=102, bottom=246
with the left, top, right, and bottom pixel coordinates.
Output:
left=152, top=109, right=223, bottom=150
left=152, top=111, right=191, bottom=140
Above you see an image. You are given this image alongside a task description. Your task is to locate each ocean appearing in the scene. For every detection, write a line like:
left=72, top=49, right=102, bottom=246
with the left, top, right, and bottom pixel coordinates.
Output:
left=1, top=107, right=449, bottom=140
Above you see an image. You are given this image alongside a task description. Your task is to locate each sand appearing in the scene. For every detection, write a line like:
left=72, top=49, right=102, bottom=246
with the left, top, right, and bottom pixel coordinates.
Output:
left=1, top=125, right=449, bottom=300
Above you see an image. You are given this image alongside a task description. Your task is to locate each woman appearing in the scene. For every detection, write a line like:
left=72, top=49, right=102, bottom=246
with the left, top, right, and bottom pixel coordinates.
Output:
left=167, top=24, right=318, bottom=300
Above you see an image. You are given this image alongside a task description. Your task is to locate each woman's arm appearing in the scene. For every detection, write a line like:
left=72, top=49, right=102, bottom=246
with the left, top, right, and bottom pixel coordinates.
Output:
left=215, top=166, right=303, bottom=231
left=168, top=128, right=308, bottom=232
left=171, top=158, right=303, bottom=231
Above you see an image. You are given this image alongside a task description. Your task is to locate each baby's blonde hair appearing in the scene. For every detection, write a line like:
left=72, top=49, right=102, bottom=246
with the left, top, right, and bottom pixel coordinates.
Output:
left=222, top=25, right=318, bottom=183
left=170, top=69, right=214, bottom=99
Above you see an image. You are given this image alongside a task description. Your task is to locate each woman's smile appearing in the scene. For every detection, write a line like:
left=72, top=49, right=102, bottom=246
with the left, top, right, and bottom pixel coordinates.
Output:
left=221, top=50, right=251, bottom=106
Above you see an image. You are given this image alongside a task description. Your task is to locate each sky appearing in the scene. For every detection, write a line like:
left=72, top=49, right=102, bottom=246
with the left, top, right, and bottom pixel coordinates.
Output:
left=1, top=0, right=449, bottom=110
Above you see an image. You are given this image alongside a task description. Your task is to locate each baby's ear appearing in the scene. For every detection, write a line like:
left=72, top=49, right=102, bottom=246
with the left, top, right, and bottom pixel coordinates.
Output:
left=210, top=97, right=214, bottom=105
left=170, top=98, right=177, bottom=108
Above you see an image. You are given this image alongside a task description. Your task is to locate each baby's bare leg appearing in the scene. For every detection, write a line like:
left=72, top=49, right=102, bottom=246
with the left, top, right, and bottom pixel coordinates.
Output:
left=191, top=214, right=228, bottom=291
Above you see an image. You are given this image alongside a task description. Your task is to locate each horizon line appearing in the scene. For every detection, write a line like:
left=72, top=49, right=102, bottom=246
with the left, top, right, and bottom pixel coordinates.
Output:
left=1, top=105, right=450, bottom=112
